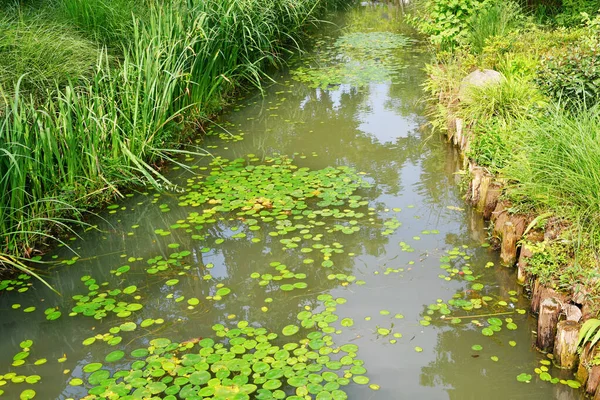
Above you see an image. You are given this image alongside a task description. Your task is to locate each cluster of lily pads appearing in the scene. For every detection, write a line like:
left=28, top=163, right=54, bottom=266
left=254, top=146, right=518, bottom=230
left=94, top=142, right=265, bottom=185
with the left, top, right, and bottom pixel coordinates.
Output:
left=3, top=340, right=43, bottom=399
left=291, top=31, right=412, bottom=89
left=516, top=357, right=581, bottom=388
left=77, top=320, right=371, bottom=400
left=71, top=277, right=141, bottom=320
left=0, top=274, right=32, bottom=293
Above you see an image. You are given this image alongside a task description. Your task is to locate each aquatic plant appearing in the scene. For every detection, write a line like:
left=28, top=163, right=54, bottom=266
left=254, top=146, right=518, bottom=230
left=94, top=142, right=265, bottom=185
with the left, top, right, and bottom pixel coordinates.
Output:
left=291, top=32, right=412, bottom=89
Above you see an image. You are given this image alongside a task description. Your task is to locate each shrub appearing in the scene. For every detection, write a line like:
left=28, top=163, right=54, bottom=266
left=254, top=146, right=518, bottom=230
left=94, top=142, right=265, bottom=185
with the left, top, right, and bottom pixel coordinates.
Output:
left=536, top=39, right=600, bottom=108
left=460, top=76, right=546, bottom=121
left=467, top=120, right=515, bottom=173
left=409, top=0, right=487, bottom=50
left=555, top=0, right=600, bottom=26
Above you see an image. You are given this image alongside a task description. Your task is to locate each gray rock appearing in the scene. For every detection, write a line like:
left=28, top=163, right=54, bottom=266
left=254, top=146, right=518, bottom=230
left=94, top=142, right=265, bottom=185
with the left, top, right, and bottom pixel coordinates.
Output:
left=458, top=69, right=504, bottom=103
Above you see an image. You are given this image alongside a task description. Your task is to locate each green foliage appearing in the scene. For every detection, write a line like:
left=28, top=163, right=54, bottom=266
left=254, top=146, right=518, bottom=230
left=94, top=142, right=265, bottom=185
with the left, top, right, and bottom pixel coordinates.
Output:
left=578, top=318, right=600, bottom=348
left=536, top=38, right=600, bottom=108
left=409, top=0, right=488, bottom=49
left=467, top=120, right=514, bottom=173
left=460, top=76, right=546, bottom=121
left=555, top=0, right=600, bottom=26
left=504, top=105, right=600, bottom=246
left=0, top=13, right=99, bottom=97
left=522, top=240, right=570, bottom=286
left=466, top=0, right=524, bottom=54
left=54, top=0, right=143, bottom=46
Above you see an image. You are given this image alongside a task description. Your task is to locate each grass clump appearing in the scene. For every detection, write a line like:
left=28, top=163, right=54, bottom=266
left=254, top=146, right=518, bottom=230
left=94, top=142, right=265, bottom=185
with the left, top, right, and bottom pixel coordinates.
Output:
left=0, top=12, right=99, bottom=98
left=466, top=0, right=524, bottom=54
left=504, top=105, right=600, bottom=245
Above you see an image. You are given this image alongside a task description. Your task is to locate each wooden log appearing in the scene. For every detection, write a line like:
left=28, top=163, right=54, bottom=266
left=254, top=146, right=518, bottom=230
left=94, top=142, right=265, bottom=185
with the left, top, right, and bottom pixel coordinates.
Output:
left=517, top=242, right=533, bottom=284
left=500, top=221, right=518, bottom=265
left=531, top=280, right=570, bottom=315
left=482, top=182, right=501, bottom=220
left=576, top=343, right=593, bottom=386
left=455, top=118, right=463, bottom=147
left=588, top=365, right=600, bottom=395
left=553, top=320, right=580, bottom=369
left=564, top=304, right=582, bottom=323
left=491, top=200, right=508, bottom=224
left=537, top=297, right=561, bottom=352
left=470, top=168, right=483, bottom=205
left=594, top=385, right=600, bottom=400
left=476, top=175, right=491, bottom=213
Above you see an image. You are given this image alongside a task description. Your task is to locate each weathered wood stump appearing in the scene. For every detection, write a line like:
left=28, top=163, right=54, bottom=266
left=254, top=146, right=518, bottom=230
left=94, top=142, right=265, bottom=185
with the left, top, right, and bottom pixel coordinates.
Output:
left=500, top=221, right=518, bottom=266
left=576, top=343, right=594, bottom=385
left=553, top=320, right=580, bottom=369
left=588, top=365, right=600, bottom=395
left=531, top=280, right=570, bottom=315
left=564, top=304, right=582, bottom=323
left=476, top=175, right=492, bottom=213
left=537, top=297, right=561, bottom=352
left=516, top=243, right=533, bottom=284
left=469, top=167, right=483, bottom=205
left=482, top=182, right=501, bottom=220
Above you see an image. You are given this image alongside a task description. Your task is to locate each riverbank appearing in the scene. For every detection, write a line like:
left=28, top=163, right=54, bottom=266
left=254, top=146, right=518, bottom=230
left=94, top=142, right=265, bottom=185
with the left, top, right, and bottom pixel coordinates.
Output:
left=414, top=0, right=600, bottom=394
left=0, top=0, right=348, bottom=275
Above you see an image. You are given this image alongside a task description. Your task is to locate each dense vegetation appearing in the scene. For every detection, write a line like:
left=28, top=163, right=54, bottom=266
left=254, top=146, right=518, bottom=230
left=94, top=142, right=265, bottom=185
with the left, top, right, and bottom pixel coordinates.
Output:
left=0, top=0, right=347, bottom=277
left=413, top=0, right=600, bottom=295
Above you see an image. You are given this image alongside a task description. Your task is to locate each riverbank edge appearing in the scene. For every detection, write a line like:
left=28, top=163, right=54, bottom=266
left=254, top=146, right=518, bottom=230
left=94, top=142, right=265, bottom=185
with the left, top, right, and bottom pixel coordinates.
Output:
left=429, top=79, right=600, bottom=395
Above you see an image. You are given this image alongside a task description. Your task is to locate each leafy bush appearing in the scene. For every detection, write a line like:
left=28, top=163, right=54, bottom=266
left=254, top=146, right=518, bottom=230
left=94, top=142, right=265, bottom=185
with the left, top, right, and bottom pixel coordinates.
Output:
left=555, top=0, right=600, bottom=26
left=409, top=0, right=487, bottom=50
left=536, top=39, right=600, bottom=108
left=467, top=120, right=515, bottom=173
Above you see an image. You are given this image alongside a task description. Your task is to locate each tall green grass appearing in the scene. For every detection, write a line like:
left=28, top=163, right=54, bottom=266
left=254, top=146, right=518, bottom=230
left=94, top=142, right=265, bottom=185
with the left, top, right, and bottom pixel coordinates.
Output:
left=467, top=0, right=523, bottom=54
left=0, top=11, right=100, bottom=99
left=0, top=0, right=345, bottom=278
left=504, top=105, right=600, bottom=246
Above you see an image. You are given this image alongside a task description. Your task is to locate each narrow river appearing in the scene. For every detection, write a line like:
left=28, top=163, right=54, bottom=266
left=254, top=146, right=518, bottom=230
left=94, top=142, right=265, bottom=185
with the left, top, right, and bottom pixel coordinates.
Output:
left=0, top=4, right=583, bottom=400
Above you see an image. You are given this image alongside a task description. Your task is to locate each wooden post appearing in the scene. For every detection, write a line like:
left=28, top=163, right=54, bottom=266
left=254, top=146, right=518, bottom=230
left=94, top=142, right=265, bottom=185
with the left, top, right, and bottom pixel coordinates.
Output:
left=531, top=281, right=570, bottom=315
left=588, top=365, right=600, bottom=395
left=564, top=304, right=582, bottom=323
left=476, top=175, right=491, bottom=213
left=537, top=297, right=561, bottom=352
left=482, top=183, right=501, bottom=220
left=517, top=243, right=533, bottom=284
left=576, top=343, right=593, bottom=385
left=553, top=320, right=580, bottom=369
left=454, top=118, right=463, bottom=147
left=470, top=168, right=483, bottom=205
left=500, top=221, right=518, bottom=265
